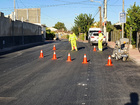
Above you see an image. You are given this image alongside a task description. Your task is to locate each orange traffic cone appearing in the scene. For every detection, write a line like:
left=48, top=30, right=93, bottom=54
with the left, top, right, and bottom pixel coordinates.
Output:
left=39, top=50, right=44, bottom=58
left=73, top=46, right=75, bottom=50
left=82, top=54, right=88, bottom=64
left=53, top=44, right=56, bottom=50
left=106, top=55, right=113, bottom=66
left=93, top=46, right=96, bottom=52
left=52, top=51, right=57, bottom=60
left=66, top=53, right=72, bottom=62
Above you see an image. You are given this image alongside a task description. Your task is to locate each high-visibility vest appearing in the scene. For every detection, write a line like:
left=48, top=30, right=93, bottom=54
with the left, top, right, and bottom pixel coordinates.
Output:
left=69, top=33, right=77, bottom=41
left=99, top=33, right=103, bottom=41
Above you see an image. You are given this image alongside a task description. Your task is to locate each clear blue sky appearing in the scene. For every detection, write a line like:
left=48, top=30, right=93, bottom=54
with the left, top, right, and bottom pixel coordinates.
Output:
left=0, top=0, right=140, bottom=30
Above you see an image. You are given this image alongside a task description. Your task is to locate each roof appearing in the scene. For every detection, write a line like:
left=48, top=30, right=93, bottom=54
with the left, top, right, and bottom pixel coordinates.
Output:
left=48, top=27, right=58, bottom=32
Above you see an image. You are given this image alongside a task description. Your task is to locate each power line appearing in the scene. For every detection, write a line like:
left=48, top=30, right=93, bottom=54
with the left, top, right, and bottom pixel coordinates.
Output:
left=19, top=0, right=27, bottom=8
left=53, top=0, right=72, bottom=3
left=16, top=0, right=19, bottom=9
left=13, top=0, right=91, bottom=8
left=93, top=9, right=99, bottom=18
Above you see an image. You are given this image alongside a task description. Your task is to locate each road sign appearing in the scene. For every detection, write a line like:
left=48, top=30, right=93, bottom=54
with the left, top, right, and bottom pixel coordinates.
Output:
left=120, top=12, right=126, bottom=23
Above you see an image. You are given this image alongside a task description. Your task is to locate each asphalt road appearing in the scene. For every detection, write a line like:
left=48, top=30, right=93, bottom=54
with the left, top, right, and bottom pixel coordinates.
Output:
left=0, top=40, right=140, bottom=105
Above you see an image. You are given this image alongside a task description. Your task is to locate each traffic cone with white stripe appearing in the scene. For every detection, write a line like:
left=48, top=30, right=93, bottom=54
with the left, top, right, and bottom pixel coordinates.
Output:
left=53, top=44, right=56, bottom=50
left=66, top=53, right=72, bottom=62
left=82, top=54, right=88, bottom=64
left=39, top=50, right=44, bottom=58
left=93, top=46, right=96, bottom=52
left=106, top=55, right=113, bottom=66
left=52, top=51, right=57, bottom=60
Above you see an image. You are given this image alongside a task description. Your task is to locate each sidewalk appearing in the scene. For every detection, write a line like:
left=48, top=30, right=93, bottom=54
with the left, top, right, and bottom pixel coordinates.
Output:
left=108, top=41, right=140, bottom=66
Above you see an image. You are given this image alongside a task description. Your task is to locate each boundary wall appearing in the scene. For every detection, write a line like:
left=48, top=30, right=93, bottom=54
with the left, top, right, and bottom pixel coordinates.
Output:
left=0, top=12, right=44, bottom=50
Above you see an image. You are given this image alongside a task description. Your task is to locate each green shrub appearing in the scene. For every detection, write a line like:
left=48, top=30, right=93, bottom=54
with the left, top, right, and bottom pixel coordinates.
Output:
left=67, top=35, right=69, bottom=39
left=46, top=32, right=55, bottom=40
left=46, top=29, right=55, bottom=40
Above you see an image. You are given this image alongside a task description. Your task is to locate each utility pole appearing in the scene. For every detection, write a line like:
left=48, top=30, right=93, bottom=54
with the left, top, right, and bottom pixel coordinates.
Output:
left=104, top=0, right=107, bottom=36
left=99, top=6, right=102, bottom=29
left=122, top=0, right=124, bottom=38
left=90, top=0, right=103, bottom=30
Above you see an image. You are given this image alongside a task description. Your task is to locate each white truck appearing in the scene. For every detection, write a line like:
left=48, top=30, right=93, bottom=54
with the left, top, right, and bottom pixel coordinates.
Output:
left=88, top=28, right=107, bottom=46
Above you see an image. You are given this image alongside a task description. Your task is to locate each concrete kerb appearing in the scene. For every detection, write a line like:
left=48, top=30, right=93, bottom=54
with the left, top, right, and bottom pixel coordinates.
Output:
left=129, top=49, right=140, bottom=66
left=0, top=41, right=51, bottom=55
left=129, top=57, right=140, bottom=66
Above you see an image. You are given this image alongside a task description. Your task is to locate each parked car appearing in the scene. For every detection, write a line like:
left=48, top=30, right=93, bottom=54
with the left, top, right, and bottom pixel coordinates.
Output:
left=88, top=28, right=107, bottom=46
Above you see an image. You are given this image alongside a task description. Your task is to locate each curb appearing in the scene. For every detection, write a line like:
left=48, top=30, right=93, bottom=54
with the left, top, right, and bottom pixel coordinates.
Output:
left=0, top=41, right=46, bottom=55
left=129, top=55, right=140, bottom=66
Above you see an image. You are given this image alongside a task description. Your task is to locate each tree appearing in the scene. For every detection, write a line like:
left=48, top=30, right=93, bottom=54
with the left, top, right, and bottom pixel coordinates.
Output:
left=54, top=22, right=67, bottom=31
left=106, top=21, right=113, bottom=33
left=71, top=25, right=79, bottom=36
left=125, top=2, right=140, bottom=45
left=74, top=13, right=94, bottom=35
left=46, top=28, right=55, bottom=40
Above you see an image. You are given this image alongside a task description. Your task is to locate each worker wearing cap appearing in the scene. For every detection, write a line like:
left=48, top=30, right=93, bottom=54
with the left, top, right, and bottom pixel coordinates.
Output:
left=69, top=32, right=78, bottom=51
left=98, top=31, right=104, bottom=51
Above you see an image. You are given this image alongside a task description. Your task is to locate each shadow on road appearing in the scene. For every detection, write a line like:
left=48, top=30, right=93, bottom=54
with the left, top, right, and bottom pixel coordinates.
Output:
left=78, top=47, right=85, bottom=51
left=103, top=47, right=108, bottom=51
left=71, top=58, right=76, bottom=61
left=44, top=54, right=50, bottom=58
left=124, top=92, right=139, bottom=105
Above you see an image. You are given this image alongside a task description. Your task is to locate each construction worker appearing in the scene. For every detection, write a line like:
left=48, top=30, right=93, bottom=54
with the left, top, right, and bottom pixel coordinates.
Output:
left=98, top=30, right=104, bottom=51
left=69, top=32, right=78, bottom=51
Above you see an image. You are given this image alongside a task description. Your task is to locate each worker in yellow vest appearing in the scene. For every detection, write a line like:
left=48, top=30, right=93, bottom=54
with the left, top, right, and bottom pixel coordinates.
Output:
left=69, top=32, right=78, bottom=51
left=98, top=31, right=104, bottom=51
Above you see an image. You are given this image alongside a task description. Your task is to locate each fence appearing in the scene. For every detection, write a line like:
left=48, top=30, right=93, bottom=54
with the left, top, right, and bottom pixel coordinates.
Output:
left=110, top=29, right=140, bottom=49
left=0, top=12, right=43, bottom=50
left=110, top=30, right=122, bottom=42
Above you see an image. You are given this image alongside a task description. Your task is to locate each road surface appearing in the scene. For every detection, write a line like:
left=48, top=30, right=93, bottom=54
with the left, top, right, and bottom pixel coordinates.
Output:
left=0, top=40, right=140, bottom=105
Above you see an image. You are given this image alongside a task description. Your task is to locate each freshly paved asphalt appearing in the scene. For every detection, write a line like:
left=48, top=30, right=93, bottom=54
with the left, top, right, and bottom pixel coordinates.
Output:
left=0, top=40, right=140, bottom=105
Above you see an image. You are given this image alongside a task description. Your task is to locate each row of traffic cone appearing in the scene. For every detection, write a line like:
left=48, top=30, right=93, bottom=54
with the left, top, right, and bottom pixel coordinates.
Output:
left=39, top=49, right=88, bottom=64
left=39, top=45, right=113, bottom=66
left=92, top=46, right=113, bottom=66
left=39, top=44, right=56, bottom=59
left=39, top=50, right=57, bottom=60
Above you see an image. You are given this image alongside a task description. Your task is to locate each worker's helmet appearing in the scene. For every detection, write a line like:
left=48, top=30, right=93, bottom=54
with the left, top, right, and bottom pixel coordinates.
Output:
left=123, top=41, right=126, bottom=44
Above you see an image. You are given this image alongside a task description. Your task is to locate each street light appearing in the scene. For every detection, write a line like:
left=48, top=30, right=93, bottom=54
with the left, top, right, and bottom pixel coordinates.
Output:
left=90, top=0, right=102, bottom=6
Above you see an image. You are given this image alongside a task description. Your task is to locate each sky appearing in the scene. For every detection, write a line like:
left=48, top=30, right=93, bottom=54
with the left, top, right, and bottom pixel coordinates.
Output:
left=0, top=0, right=140, bottom=30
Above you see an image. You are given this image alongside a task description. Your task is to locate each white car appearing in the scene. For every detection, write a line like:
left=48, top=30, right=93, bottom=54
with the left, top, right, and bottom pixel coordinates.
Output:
left=88, top=28, right=107, bottom=46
